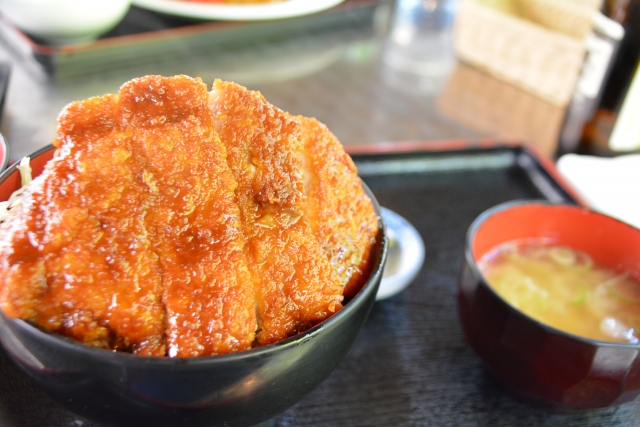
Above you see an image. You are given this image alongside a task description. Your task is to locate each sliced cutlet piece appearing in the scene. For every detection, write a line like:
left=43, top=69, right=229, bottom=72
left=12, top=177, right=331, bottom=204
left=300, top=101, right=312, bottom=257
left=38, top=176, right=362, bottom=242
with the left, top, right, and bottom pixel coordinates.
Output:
left=210, top=80, right=343, bottom=345
left=119, top=75, right=257, bottom=357
left=297, top=116, right=379, bottom=298
left=0, top=93, right=166, bottom=356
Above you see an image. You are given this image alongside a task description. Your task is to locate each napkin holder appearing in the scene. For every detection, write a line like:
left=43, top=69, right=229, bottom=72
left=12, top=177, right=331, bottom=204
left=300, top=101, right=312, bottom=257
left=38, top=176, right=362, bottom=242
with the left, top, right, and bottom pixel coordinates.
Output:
left=454, top=0, right=601, bottom=107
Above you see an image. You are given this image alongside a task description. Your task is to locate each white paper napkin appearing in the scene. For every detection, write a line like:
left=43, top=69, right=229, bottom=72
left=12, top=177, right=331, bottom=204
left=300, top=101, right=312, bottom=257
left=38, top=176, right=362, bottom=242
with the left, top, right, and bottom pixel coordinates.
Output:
left=557, top=154, right=640, bottom=229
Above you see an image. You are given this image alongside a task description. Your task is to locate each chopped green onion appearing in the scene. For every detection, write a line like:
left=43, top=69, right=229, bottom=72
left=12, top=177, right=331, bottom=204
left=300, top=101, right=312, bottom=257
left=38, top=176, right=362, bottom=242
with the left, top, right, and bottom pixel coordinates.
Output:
left=608, top=276, right=640, bottom=304
left=571, top=283, right=587, bottom=306
left=549, top=246, right=575, bottom=266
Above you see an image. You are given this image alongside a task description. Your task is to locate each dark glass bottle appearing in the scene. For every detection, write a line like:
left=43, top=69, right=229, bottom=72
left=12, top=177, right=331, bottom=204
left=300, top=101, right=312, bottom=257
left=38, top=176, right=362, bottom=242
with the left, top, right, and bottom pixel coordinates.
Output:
left=578, top=0, right=640, bottom=155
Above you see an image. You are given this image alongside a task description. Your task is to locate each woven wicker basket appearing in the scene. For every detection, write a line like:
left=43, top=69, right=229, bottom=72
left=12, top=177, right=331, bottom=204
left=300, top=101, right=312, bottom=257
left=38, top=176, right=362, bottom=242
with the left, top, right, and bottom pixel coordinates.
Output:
left=454, top=0, right=602, bottom=106
left=437, top=63, right=566, bottom=155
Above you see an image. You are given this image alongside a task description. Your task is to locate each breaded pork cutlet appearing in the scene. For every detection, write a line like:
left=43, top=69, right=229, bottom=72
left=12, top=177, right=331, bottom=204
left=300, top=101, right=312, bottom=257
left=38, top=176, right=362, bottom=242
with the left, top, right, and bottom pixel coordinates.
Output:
left=297, top=116, right=379, bottom=298
left=120, top=76, right=257, bottom=357
left=0, top=75, right=378, bottom=356
left=0, top=75, right=259, bottom=357
left=0, top=91, right=167, bottom=356
left=210, top=80, right=344, bottom=345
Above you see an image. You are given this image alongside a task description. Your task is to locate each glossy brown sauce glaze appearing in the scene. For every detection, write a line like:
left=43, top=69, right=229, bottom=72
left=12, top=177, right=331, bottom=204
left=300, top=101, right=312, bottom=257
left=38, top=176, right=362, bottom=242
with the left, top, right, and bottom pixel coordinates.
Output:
left=210, top=80, right=345, bottom=345
left=0, top=75, right=378, bottom=357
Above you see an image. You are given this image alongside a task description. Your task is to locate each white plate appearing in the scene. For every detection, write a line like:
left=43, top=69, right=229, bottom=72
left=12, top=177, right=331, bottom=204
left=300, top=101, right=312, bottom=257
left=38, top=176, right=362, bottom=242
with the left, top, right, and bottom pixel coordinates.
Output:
left=377, top=207, right=425, bottom=301
left=131, top=0, right=346, bottom=21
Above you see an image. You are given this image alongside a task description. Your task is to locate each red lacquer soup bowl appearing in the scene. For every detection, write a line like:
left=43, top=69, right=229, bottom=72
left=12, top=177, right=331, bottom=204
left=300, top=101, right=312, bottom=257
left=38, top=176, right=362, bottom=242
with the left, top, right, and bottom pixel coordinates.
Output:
left=458, top=200, right=640, bottom=410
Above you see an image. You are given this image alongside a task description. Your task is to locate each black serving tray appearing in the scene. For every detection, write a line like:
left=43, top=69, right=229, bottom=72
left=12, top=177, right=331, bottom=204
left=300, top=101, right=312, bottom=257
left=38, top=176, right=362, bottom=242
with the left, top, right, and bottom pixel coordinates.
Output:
left=1, top=144, right=639, bottom=426
left=276, top=143, right=640, bottom=426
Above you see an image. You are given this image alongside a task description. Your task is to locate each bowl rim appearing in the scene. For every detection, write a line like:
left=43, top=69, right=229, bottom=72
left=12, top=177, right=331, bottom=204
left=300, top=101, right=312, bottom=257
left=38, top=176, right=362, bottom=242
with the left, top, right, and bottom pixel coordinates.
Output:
left=464, top=198, right=640, bottom=349
left=0, top=133, right=8, bottom=173
left=0, top=144, right=388, bottom=366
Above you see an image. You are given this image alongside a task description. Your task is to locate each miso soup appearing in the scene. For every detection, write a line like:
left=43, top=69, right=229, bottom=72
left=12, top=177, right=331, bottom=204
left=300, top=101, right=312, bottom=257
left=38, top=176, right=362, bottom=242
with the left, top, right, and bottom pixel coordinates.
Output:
left=478, top=242, right=640, bottom=343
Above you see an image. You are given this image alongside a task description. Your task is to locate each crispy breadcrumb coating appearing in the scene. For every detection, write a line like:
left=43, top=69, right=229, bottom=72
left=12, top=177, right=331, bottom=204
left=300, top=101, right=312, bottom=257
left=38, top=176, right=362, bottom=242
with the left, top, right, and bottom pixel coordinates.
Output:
left=0, top=75, right=377, bottom=356
left=210, top=80, right=343, bottom=345
left=297, top=116, right=378, bottom=298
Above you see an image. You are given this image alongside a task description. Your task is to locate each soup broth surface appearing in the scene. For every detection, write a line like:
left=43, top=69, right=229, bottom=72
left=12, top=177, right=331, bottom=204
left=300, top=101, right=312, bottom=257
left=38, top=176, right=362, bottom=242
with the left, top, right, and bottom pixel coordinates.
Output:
left=479, top=241, right=640, bottom=343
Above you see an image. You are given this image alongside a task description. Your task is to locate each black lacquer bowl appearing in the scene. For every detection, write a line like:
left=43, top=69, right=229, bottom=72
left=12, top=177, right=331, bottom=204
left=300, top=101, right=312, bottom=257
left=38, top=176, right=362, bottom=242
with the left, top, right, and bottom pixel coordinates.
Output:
left=458, top=200, right=640, bottom=411
left=0, top=145, right=388, bottom=427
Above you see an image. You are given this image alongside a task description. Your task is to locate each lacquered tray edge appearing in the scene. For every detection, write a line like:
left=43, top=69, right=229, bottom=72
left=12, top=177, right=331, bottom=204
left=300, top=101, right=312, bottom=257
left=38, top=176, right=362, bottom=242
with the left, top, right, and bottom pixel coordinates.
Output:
left=345, top=139, right=589, bottom=207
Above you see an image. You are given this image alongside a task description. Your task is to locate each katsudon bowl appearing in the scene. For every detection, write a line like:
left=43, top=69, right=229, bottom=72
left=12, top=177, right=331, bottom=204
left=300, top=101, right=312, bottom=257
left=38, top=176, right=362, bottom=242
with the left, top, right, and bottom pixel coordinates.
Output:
left=0, top=145, right=388, bottom=427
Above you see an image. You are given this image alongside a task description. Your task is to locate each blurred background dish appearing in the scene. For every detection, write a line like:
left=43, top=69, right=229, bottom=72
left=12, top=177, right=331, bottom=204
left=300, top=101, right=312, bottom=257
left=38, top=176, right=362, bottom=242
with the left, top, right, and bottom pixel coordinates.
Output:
left=131, top=0, right=346, bottom=21
left=0, top=0, right=132, bottom=45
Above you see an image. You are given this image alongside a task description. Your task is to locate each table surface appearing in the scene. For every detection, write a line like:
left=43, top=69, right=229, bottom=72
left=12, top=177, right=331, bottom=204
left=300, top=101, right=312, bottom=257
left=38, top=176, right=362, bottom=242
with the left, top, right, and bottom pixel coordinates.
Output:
left=0, top=0, right=568, bottom=164
left=0, top=1, right=627, bottom=426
